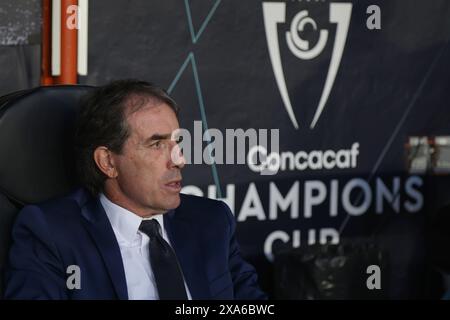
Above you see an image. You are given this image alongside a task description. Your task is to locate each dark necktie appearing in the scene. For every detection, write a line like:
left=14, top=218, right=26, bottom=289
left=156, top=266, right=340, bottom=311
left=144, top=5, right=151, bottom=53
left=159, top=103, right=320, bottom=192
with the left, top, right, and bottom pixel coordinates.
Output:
left=139, top=219, right=188, bottom=300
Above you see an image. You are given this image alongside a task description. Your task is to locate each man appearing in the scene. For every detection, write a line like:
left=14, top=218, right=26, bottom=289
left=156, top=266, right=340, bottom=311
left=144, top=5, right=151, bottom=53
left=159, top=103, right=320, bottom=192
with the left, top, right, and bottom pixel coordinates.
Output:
left=3, top=79, right=266, bottom=300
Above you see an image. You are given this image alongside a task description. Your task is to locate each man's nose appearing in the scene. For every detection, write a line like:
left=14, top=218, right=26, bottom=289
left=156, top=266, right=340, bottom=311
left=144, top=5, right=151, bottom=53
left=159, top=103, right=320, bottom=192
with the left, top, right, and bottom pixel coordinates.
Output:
left=169, top=142, right=186, bottom=169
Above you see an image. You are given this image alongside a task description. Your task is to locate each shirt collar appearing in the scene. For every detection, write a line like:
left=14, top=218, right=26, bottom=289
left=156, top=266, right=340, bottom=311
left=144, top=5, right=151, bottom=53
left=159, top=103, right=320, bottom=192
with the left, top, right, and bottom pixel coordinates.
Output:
left=99, top=193, right=166, bottom=244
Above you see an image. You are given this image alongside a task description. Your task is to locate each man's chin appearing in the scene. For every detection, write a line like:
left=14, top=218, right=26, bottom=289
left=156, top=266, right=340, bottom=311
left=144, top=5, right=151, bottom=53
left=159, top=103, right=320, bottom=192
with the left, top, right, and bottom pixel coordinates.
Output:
left=162, top=194, right=181, bottom=211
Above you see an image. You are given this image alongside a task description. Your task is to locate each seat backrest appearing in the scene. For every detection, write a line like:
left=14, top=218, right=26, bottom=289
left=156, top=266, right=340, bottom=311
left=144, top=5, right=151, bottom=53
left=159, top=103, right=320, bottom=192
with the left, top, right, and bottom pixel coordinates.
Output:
left=0, top=85, right=94, bottom=296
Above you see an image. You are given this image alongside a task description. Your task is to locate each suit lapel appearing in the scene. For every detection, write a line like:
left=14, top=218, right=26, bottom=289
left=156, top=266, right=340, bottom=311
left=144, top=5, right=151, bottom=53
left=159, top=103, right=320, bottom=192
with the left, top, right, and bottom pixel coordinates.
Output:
left=80, top=193, right=128, bottom=300
left=164, top=210, right=211, bottom=299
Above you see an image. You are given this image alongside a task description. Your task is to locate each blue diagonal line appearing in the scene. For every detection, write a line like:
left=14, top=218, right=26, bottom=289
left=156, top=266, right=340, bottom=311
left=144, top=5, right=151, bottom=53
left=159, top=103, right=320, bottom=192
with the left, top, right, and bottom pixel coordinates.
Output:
left=168, top=54, right=191, bottom=94
left=191, top=53, right=223, bottom=198
left=184, top=0, right=222, bottom=44
left=338, top=42, right=448, bottom=235
left=168, top=52, right=223, bottom=198
left=193, top=0, right=221, bottom=43
left=184, top=0, right=196, bottom=44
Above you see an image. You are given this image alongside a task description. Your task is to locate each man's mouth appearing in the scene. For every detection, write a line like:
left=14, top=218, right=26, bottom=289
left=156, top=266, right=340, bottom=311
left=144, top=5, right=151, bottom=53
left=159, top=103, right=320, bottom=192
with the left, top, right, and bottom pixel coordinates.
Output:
left=164, top=180, right=182, bottom=192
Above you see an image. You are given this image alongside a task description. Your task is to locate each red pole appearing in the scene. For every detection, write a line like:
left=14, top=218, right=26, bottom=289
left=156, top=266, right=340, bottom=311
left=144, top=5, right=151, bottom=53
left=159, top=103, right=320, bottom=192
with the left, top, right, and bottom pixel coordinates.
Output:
left=56, top=0, right=78, bottom=84
left=41, top=0, right=53, bottom=85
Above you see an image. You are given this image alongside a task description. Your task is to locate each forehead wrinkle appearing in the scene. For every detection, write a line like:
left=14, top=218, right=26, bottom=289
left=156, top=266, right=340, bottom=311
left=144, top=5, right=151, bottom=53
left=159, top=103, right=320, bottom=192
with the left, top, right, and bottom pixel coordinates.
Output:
left=128, top=110, right=177, bottom=150
left=123, top=94, right=164, bottom=140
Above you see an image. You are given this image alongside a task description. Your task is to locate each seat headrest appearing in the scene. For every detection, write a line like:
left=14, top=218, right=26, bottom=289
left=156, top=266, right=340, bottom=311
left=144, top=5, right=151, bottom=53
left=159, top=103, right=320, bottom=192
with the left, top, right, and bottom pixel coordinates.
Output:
left=0, top=85, right=94, bottom=205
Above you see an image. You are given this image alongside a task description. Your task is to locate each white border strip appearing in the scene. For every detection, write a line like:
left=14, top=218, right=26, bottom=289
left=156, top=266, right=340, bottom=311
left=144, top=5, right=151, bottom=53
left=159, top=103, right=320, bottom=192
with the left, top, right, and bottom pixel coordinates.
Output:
left=51, top=0, right=61, bottom=76
left=77, top=0, right=88, bottom=75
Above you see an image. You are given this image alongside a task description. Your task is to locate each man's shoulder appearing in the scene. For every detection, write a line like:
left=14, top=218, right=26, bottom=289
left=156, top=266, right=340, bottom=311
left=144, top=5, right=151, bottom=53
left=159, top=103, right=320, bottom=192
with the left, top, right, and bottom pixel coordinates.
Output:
left=179, top=193, right=230, bottom=212
left=17, top=187, right=90, bottom=224
left=179, top=192, right=224, bottom=206
left=9, top=188, right=92, bottom=247
left=177, top=193, right=233, bottom=222
left=34, top=187, right=89, bottom=211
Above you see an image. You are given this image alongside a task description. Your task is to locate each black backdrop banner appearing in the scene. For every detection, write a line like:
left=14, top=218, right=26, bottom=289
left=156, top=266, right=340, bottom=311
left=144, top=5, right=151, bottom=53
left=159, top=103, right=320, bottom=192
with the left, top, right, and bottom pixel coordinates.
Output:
left=74, top=0, right=450, bottom=298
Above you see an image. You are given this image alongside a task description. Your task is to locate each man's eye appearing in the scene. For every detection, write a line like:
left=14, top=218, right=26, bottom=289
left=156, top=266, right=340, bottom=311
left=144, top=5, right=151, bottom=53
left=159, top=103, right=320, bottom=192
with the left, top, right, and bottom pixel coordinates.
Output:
left=151, top=141, right=162, bottom=148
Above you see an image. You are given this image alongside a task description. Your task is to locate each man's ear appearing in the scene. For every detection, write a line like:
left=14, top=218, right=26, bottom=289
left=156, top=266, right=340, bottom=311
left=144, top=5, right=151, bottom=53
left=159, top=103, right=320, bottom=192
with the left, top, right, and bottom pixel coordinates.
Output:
left=93, top=146, right=118, bottom=178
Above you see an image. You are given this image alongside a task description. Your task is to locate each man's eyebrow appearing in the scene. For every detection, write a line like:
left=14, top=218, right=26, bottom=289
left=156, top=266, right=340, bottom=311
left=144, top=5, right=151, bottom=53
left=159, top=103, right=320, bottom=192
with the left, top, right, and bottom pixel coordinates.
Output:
left=144, top=133, right=172, bottom=144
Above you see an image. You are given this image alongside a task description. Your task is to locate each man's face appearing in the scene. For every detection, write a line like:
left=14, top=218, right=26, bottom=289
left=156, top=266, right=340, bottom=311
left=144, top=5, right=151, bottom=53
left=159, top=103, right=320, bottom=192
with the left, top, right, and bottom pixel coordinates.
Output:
left=109, top=101, right=185, bottom=216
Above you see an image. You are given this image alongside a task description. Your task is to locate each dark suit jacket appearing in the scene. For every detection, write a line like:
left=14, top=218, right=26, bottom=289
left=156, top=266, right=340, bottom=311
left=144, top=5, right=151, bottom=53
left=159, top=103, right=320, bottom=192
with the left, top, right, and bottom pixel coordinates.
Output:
left=3, top=188, right=266, bottom=300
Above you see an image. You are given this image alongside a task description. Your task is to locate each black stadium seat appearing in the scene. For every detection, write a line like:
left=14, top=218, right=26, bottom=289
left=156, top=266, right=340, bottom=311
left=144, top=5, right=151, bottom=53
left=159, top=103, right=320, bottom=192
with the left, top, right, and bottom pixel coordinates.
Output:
left=0, top=85, right=94, bottom=297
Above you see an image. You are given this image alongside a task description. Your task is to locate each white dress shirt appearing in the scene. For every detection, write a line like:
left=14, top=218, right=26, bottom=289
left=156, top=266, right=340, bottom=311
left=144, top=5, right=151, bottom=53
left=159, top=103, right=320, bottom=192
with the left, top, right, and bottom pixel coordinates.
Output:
left=99, top=193, right=192, bottom=300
